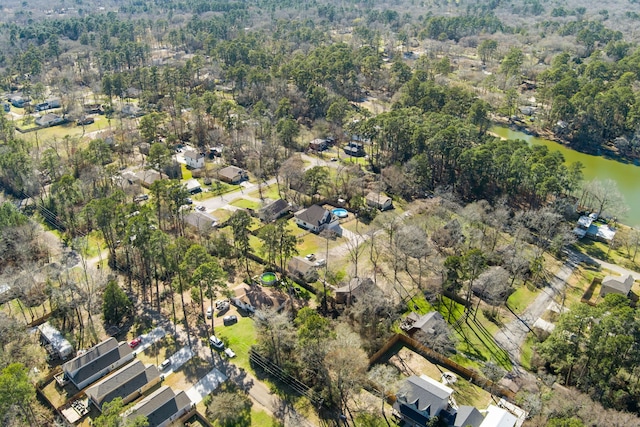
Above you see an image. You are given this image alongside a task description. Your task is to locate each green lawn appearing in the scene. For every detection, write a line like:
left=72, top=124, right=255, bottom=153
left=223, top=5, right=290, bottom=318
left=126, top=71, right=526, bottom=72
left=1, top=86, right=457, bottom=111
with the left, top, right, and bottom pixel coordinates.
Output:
left=214, top=315, right=257, bottom=373
left=231, top=198, right=261, bottom=210
left=506, top=284, right=538, bottom=315
left=437, top=297, right=512, bottom=370
left=520, top=333, right=537, bottom=371
left=208, top=181, right=241, bottom=196
left=181, top=164, right=193, bottom=180
left=251, top=409, right=283, bottom=427
left=212, top=209, right=232, bottom=223
left=248, top=184, right=282, bottom=201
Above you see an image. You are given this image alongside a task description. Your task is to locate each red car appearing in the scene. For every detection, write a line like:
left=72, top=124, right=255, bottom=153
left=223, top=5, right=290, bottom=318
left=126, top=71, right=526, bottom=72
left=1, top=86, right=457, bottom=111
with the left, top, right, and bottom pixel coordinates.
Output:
left=129, top=336, right=142, bottom=348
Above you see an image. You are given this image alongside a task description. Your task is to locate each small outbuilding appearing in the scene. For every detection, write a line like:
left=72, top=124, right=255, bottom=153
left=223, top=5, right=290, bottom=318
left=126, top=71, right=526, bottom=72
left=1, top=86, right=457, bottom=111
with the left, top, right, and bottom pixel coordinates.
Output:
left=334, top=277, right=376, bottom=305
left=38, top=322, right=74, bottom=360
left=365, top=191, right=392, bottom=210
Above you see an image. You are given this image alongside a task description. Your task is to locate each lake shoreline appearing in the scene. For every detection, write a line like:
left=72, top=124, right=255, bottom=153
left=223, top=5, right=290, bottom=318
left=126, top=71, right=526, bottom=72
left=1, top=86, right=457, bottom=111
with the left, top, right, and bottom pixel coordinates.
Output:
left=490, top=125, right=640, bottom=226
left=491, top=117, right=640, bottom=166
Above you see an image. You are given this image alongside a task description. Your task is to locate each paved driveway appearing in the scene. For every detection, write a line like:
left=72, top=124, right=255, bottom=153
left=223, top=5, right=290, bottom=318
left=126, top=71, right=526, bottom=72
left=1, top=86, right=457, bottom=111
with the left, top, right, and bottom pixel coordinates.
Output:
left=185, top=368, right=228, bottom=404
left=133, top=327, right=166, bottom=355
left=159, top=346, right=194, bottom=376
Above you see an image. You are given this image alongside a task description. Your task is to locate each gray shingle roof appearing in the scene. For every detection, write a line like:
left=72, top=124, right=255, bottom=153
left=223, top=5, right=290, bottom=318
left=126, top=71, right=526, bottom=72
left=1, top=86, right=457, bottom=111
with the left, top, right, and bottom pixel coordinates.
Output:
left=295, top=205, right=330, bottom=227
left=86, top=360, right=159, bottom=409
left=127, top=386, right=191, bottom=427
left=63, top=339, right=133, bottom=387
left=454, top=405, right=485, bottom=427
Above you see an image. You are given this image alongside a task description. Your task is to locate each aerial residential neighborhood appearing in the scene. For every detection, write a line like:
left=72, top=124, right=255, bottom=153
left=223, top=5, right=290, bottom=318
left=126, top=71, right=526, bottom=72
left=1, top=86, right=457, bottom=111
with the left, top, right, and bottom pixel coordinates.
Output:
left=1, top=1, right=640, bottom=427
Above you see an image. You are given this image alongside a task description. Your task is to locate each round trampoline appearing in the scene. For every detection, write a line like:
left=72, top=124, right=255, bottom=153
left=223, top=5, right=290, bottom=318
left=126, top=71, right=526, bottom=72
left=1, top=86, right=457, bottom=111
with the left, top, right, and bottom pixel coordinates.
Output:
left=332, top=208, right=348, bottom=218
left=260, top=272, right=277, bottom=286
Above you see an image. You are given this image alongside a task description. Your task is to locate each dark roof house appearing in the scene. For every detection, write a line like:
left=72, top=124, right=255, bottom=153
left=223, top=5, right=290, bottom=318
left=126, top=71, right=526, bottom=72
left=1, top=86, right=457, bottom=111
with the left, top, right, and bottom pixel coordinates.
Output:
left=343, top=141, right=365, bottom=157
left=393, top=375, right=453, bottom=425
left=62, top=338, right=134, bottom=390
left=184, top=211, right=218, bottom=232
left=123, top=386, right=192, bottom=427
left=258, top=199, right=291, bottom=223
left=294, top=205, right=340, bottom=234
left=601, top=273, right=635, bottom=297
left=86, top=360, right=160, bottom=411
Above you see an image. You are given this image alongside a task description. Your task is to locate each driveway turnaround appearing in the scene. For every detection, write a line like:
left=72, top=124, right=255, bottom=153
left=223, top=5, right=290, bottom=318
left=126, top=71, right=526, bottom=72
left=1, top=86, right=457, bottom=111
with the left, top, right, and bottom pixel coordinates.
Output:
left=133, top=327, right=166, bottom=355
left=185, top=368, right=228, bottom=404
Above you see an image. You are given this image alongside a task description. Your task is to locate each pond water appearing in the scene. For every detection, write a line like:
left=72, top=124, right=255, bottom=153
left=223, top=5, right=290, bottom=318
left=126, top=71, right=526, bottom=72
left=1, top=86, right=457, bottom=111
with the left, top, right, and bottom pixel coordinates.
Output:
left=491, top=126, right=640, bottom=226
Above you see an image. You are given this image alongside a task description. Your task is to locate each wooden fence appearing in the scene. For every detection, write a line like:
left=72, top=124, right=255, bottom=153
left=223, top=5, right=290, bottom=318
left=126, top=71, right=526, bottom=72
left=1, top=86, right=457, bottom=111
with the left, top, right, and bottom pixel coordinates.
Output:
left=370, top=333, right=516, bottom=401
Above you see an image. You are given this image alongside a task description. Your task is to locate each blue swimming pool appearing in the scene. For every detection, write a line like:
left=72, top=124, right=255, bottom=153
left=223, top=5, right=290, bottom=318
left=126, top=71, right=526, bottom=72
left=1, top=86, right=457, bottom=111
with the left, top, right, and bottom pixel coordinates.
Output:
left=332, top=208, right=348, bottom=218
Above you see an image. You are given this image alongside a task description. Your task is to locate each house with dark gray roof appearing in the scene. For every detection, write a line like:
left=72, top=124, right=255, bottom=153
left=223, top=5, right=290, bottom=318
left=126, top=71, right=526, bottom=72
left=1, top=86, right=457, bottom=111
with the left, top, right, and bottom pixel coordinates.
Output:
left=86, top=360, right=161, bottom=411
left=258, top=199, right=291, bottom=223
left=294, top=205, right=339, bottom=234
left=454, top=405, right=485, bottom=427
left=184, top=211, right=218, bottom=232
left=62, top=338, right=134, bottom=390
left=393, top=375, right=453, bottom=426
left=123, top=386, right=192, bottom=427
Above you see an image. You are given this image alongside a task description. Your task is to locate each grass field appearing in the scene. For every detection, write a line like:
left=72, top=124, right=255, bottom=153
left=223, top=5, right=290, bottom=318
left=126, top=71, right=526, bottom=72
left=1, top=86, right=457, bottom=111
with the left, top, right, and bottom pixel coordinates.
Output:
left=214, top=314, right=257, bottom=373
left=248, top=184, right=281, bottom=201
left=231, top=198, right=261, bottom=210
left=506, top=284, right=539, bottom=315
left=437, top=297, right=512, bottom=370
left=251, top=409, right=284, bottom=427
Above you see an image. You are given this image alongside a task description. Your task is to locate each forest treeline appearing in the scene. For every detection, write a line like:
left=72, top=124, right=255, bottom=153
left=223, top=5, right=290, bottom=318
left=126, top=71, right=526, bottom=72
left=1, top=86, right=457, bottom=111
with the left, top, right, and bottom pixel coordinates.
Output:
left=1, top=0, right=640, bottom=425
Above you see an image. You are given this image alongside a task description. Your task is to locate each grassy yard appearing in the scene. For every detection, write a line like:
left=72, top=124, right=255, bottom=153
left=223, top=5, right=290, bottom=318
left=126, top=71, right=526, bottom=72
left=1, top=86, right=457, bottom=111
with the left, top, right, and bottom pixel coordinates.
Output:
left=519, top=333, right=537, bottom=371
left=212, top=208, right=232, bottom=223
left=506, top=284, right=539, bottom=315
left=437, top=297, right=512, bottom=371
left=247, top=183, right=281, bottom=201
left=251, top=409, right=284, bottom=427
left=181, top=163, right=193, bottom=180
left=572, top=230, right=640, bottom=273
left=231, top=198, right=261, bottom=210
left=214, top=315, right=257, bottom=373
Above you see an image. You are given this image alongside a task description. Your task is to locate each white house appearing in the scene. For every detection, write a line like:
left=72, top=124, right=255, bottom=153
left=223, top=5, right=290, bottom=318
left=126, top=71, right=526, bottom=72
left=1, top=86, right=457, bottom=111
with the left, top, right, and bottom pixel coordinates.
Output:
left=294, top=205, right=340, bottom=234
left=183, top=148, right=205, bottom=169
